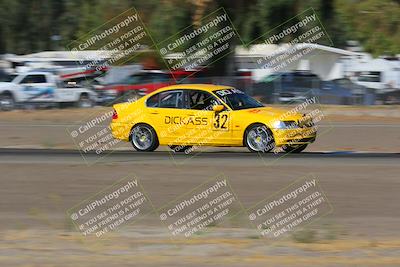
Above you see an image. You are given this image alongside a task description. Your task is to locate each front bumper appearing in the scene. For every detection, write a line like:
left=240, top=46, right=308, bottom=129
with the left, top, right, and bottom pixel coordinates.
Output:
left=96, top=91, right=117, bottom=105
left=273, top=127, right=317, bottom=147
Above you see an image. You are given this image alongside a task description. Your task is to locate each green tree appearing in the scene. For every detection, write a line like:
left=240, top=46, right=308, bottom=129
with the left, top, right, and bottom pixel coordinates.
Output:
left=336, top=0, right=400, bottom=56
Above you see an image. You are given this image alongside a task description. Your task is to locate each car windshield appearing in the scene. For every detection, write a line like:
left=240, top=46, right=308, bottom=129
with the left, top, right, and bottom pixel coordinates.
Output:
left=335, top=79, right=353, bottom=87
left=213, top=88, right=264, bottom=110
left=0, top=74, right=17, bottom=82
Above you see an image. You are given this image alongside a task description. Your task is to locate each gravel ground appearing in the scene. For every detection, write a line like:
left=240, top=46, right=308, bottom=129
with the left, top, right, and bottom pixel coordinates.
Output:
left=0, top=106, right=399, bottom=266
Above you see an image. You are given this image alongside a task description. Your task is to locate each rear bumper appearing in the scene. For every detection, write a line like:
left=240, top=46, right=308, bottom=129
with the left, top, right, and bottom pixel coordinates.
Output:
left=110, top=121, right=131, bottom=141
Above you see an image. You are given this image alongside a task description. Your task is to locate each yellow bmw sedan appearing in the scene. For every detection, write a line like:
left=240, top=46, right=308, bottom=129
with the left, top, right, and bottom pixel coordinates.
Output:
left=110, top=84, right=317, bottom=153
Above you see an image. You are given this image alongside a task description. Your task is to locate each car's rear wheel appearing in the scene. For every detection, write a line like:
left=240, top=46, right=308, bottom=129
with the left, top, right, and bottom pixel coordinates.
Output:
left=169, top=145, right=192, bottom=154
left=0, top=92, right=15, bottom=111
left=76, top=94, right=93, bottom=108
left=130, top=124, right=159, bottom=152
left=244, top=123, right=274, bottom=152
left=282, top=144, right=308, bottom=153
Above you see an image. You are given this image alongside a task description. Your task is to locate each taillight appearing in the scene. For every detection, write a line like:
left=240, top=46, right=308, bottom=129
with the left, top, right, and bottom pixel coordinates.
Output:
left=112, top=108, right=118, bottom=120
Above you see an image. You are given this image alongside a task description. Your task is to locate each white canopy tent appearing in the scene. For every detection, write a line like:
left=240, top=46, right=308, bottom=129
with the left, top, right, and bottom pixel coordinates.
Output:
left=235, top=43, right=360, bottom=81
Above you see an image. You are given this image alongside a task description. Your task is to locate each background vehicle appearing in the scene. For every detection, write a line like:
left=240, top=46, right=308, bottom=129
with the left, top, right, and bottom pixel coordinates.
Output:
left=0, top=72, right=97, bottom=110
left=355, top=69, right=400, bottom=104
left=254, top=71, right=322, bottom=103
left=253, top=72, right=376, bottom=105
left=319, top=78, right=374, bottom=105
left=96, top=70, right=174, bottom=104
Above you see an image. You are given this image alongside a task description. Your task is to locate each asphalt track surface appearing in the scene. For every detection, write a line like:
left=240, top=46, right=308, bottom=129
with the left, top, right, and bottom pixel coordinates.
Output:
left=2, top=148, right=399, bottom=162
left=2, top=148, right=399, bottom=234
left=1, top=148, right=400, bottom=266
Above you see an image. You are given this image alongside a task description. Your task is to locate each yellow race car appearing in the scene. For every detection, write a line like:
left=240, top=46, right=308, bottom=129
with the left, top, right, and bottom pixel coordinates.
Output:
left=110, top=84, right=316, bottom=153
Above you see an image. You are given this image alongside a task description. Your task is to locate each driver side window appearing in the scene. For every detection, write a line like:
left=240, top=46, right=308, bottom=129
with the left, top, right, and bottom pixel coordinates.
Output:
left=188, top=90, right=220, bottom=111
left=20, top=75, right=46, bottom=84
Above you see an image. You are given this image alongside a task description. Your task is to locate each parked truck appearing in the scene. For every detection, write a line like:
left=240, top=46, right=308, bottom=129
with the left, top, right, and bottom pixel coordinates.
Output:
left=0, top=72, right=97, bottom=111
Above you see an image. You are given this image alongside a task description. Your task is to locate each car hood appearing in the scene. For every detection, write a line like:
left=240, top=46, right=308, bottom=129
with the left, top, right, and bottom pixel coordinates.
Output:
left=0, top=82, right=16, bottom=89
left=237, top=106, right=304, bottom=121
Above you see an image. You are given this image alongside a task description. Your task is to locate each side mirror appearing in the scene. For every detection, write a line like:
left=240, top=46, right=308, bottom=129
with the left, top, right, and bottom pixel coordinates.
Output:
left=213, top=104, right=225, bottom=112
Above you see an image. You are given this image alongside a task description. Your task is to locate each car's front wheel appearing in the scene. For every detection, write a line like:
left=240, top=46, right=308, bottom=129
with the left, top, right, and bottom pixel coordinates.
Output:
left=130, top=124, right=159, bottom=152
left=244, top=124, right=275, bottom=152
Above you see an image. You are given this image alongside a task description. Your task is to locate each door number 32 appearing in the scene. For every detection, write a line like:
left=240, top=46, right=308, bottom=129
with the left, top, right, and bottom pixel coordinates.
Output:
left=214, top=113, right=228, bottom=129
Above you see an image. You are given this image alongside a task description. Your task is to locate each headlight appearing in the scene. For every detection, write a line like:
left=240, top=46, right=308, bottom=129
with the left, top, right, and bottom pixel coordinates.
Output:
left=273, top=120, right=298, bottom=129
left=273, top=121, right=286, bottom=129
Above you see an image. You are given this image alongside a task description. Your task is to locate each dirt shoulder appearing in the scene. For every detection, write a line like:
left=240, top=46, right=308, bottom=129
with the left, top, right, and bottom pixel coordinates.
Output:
left=1, top=105, right=400, bottom=122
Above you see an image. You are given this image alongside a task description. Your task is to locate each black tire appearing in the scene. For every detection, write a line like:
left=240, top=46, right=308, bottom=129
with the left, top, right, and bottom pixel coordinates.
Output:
left=130, top=123, right=159, bottom=152
left=57, top=102, right=69, bottom=109
left=0, top=92, right=15, bottom=111
left=244, top=123, right=275, bottom=152
left=169, top=145, right=193, bottom=153
left=76, top=94, right=93, bottom=108
left=282, top=144, right=308, bottom=153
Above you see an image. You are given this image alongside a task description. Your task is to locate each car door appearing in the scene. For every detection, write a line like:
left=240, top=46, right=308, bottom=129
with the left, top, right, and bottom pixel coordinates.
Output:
left=185, top=89, right=232, bottom=145
left=54, top=79, right=78, bottom=103
left=145, top=90, right=188, bottom=144
left=19, top=74, right=54, bottom=102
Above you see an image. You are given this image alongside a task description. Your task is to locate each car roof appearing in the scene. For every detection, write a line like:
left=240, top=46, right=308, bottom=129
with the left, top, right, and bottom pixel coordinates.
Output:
left=138, top=70, right=166, bottom=74
left=156, top=84, right=233, bottom=93
left=20, top=72, right=52, bottom=75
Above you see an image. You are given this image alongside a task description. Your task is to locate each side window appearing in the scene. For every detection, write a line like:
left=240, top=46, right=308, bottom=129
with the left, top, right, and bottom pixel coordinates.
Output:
left=147, top=91, right=183, bottom=109
left=125, top=75, right=140, bottom=84
left=20, top=75, right=47, bottom=84
left=146, top=93, right=159, bottom=107
left=159, top=91, right=183, bottom=108
left=139, top=73, right=154, bottom=84
left=188, top=90, right=220, bottom=110
left=151, top=73, right=170, bottom=82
